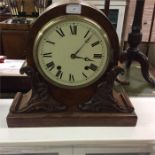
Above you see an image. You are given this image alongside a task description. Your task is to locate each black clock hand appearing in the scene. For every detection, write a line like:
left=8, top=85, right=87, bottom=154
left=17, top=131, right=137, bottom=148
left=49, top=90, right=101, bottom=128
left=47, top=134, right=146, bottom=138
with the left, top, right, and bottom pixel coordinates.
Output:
left=71, top=54, right=94, bottom=61
left=73, top=35, right=93, bottom=56
left=84, top=57, right=94, bottom=61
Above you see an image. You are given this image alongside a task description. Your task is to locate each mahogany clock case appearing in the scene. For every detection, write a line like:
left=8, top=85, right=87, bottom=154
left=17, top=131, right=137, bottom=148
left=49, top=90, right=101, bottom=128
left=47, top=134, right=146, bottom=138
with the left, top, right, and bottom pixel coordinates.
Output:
left=7, top=0, right=137, bottom=127
left=26, top=0, right=120, bottom=107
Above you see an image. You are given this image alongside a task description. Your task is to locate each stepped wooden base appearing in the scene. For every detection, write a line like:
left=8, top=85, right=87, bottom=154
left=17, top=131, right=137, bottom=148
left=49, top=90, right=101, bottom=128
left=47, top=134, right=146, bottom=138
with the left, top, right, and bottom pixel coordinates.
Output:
left=7, top=92, right=137, bottom=127
left=7, top=111, right=137, bottom=127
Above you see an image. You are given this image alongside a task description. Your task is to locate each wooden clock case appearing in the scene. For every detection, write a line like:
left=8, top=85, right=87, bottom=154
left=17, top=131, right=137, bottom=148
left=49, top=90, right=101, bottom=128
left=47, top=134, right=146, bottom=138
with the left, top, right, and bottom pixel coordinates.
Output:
left=7, top=0, right=137, bottom=127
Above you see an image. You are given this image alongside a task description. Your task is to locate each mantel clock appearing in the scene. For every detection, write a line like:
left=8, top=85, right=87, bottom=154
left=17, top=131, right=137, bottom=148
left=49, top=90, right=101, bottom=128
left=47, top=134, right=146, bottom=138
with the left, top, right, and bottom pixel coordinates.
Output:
left=7, top=0, right=137, bottom=127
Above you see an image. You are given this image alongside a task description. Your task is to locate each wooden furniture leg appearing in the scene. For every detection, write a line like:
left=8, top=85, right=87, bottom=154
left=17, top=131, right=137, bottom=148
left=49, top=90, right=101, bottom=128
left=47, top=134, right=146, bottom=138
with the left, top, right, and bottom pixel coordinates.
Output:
left=120, top=0, right=155, bottom=87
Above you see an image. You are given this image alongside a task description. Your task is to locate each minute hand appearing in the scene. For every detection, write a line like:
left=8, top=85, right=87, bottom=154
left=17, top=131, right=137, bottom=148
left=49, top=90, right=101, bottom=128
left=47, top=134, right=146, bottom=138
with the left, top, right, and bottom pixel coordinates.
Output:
left=74, top=35, right=92, bottom=55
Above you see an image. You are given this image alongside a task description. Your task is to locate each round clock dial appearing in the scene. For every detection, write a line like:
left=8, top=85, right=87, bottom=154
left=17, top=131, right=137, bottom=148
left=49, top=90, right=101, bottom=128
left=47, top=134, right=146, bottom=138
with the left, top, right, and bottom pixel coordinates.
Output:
left=33, top=15, right=111, bottom=88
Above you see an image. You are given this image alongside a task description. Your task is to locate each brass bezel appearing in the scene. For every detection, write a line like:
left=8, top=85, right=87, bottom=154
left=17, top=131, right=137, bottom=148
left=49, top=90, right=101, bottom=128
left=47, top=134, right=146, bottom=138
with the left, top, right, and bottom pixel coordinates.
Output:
left=33, top=15, right=112, bottom=89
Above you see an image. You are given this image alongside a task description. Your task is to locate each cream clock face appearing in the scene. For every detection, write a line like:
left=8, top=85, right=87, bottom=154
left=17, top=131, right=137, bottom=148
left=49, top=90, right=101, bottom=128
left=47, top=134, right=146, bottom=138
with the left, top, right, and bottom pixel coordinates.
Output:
left=33, top=15, right=111, bottom=88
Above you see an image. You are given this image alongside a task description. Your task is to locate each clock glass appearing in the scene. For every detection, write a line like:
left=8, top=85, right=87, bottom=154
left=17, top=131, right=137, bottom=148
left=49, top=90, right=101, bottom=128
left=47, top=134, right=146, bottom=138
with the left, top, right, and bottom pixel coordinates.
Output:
left=33, top=15, right=111, bottom=89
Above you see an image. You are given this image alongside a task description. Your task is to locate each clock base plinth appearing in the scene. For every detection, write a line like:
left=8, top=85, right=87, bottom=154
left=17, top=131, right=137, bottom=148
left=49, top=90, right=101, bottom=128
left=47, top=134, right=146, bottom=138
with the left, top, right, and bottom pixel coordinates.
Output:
left=7, top=91, right=137, bottom=127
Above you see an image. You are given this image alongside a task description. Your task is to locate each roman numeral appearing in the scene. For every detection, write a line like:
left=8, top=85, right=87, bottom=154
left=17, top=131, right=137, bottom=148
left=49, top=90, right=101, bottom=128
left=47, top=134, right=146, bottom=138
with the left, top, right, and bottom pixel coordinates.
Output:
left=56, top=70, right=63, bottom=79
left=56, top=28, right=65, bottom=37
left=43, top=52, right=52, bottom=57
left=82, top=72, right=88, bottom=79
left=46, top=61, right=55, bottom=71
left=69, top=74, right=75, bottom=82
left=70, top=25, right=77, bottom=35
left=84, top=30, right=90, bottom=38
left=91, top=41, right=100, bottom=47
left=94, top=54, right=102, bottom=59
left=89, top=63, right=98, bottom=71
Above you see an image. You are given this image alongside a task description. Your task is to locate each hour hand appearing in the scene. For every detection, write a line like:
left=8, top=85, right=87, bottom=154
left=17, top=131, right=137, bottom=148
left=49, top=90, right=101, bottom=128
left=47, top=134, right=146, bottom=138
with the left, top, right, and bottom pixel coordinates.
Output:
left=84, top=57, right=94, bottom=61
left=71, top=54, right=94, bottom=61
left=71, top=54, right=84, bottom=60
